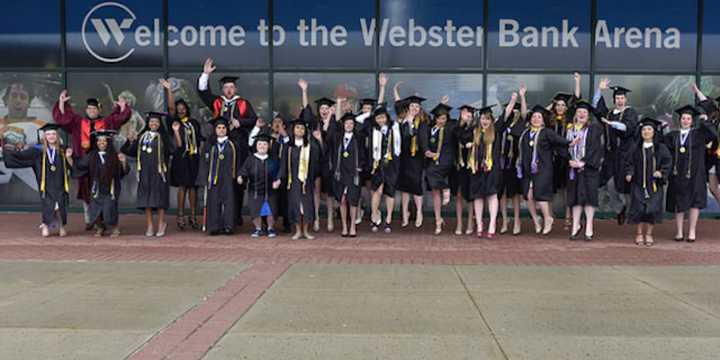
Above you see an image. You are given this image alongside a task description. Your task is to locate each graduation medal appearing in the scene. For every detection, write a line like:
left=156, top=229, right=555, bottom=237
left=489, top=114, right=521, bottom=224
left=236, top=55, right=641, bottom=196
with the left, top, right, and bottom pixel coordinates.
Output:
left=342, top=151, right=350, bottom=158
left=219, top=154, right=225, bottom=160
left=680, top=147, right=686, bottom=154
left=50, top=165, right=57, bottom=172
left=146, top=147, right=153, bottom=154
left=430, top=137, right=436, bottom=144
left=141, top=145, right=147, bottom=152
left=529, top=141, right=534, bottom=147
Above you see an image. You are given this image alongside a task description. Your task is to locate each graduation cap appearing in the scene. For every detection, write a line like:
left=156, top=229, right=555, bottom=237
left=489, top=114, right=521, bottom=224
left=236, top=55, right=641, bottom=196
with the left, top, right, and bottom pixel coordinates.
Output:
left=402, top=95, right=426, bottom=105
left=86, top=98, right=100, bottom=107
left=91, top=129, right=117, bottom=138
left=145, top=111, right=166, bottom=120
left=211, top=117, right=230, bottom=128
left=574, top=99, right=595, bottom=112
left=314, top=97, right=336, bottom=108
left=697, top=99, right=719, bottom=115
left=476, top=105, right=495, bottom=115
left=253, top=133, right=273, bottom=144
left=610, top=86, right=631, bottom=97
left=372, top=105, right=390, bottom=118
left=340, top=112, right=357, bottom=123
left=530, top=104, right=552, bottom=118
left=359, top=98, right=377, bottom=107
left=219, top=76, right=239, bottom=85
left=39, top=123, right=61, bottom=132
left=459, top=104, right=477, bottom=113
left=674, top=105, right=699, bottom=117
left=553, top=92, right=573, bottom=103
left=430, top=103, right=453, bottom=118
left=639, top=117, right=662, bottom=131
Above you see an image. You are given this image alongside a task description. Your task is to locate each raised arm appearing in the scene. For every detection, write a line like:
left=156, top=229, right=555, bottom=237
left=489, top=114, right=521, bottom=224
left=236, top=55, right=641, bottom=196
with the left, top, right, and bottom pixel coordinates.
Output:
left=573, top=72, right=582, bottom=99
left=159, top=78, right=176, bottom=116
left=393, top=81, right=403, bottom=102
left=52, top=90, right=82, bottom=129
left=197, top=58, right=217, bottom=109
left=691, top=82, right=708, bottom=102
left=378, top=73, right=388, bottom=105
left=104, top=96, right=131, bottom=130
left=519, top=84, right=528, bottom=118
left=298, top=79, right=309, bottom=109
left=593, top=77, right=610, bottom=107
left=335, top=97, right=345, bottom=121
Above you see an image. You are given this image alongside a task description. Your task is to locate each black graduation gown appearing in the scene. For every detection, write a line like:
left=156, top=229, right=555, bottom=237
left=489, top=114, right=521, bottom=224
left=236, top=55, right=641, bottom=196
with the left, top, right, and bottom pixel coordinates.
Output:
left=121, top=131, right=173, bottom=210
left=498, top=112, right=523, bottom=197
left=424, top=122, right=457, bottom=190
left=239, top=154, right=278, bottom=217
left=366, top=125, right=400, bottom=197
left=665, top=121, right=718, bottom=212
left=397, top=117, right=428, bottom=196
left=452, top=123, right=474, bottom=201
left=4, top=145, right=71, bottom=225
left=551, top=111, right=575, bottom=193
left=697, top=99, right=720, bottom=181
left=278, top=140, right=322, bottom=225
left=511, top=121, right=571, bottom=202
left=73, top=151, right=129, bottom=227
left=200, top=139, right=243, bottom=232
left=566, top=122, right=604, bottom=207
left=596, top=97, right=639, bottom=192
left=328, top=128, right=365, bottom=206
left=468, top=118, right=508, bottom=199
left=625, top=142, right=672, bottom=224
left=271, top=135, right=291, bottom=224
left=168, top=116, right=204, bottom=187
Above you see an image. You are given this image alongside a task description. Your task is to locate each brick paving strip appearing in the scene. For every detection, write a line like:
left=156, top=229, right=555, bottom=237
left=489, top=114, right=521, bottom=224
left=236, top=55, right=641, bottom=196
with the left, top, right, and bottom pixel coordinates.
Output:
left=127, top=261, right=290, bottom=360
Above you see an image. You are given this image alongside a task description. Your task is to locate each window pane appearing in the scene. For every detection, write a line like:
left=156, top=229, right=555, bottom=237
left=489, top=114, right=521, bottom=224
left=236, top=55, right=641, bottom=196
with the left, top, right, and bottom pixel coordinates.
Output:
left=703, top=1, right=720, bottom=72
left=0, top=72, right=63, bottom=206
left=0, top=1, right=61, bottom=68
left=66, top=0, right=163, bottom=67
left=273, top=0, right=374, bottom=68
left=594, top=0, right=697, bottom=72
left=273, top=73, right=375, bottom=119
left=380, top=0, right=483, bottom=69
left=487, top=73, right=589, bottom=116
left=487, top=0, right=591, bottom=71
left=593, top=75, right=695, bottom=123
left=169, top=0, right=269, bottom=69
left=385, top=73, right=483, bottom=117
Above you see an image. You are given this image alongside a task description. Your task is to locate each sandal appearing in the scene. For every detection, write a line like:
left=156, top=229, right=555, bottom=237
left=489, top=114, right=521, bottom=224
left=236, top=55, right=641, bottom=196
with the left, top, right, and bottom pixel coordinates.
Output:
left=635, top=234, right=644, bottom=246
left=645, top=235, right=654, bottom=247
left=187, top=216, right=200, bottom=230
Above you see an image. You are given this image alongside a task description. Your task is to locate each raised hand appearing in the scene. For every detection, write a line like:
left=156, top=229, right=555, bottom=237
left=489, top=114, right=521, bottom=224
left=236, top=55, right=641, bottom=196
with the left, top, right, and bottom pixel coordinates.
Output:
left=441, top=95, right=449, bottom=105
left=65, top=148, right=73, bottom=159
left=573, top=72, right=581, bottom=82
left=312, top=129, right=322, bottom=142
left=118, top=153, right=127, bottom=164
left=59, top=90, right=71, bottom=104
left=115, top=96, right=127, bottom=111
left=599, top=78, right=610, bottom=90
left=518, top=84, right=527, bottom=97
left=159, top=78, right=172, bottom=90
left=510, top=92, right=518, bottom=103
left=171, top=121, right=181, bottom=133
left=298, top=79, right=308, bottom=91
left=378, top=73, right=388, bottom=87
left=203, top=58, right=216, bottom=74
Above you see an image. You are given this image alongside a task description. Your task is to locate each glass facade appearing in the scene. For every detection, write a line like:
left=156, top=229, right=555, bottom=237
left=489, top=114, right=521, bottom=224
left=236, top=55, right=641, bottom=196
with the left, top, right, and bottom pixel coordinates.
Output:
left=0, top=0, right=717, bottom=210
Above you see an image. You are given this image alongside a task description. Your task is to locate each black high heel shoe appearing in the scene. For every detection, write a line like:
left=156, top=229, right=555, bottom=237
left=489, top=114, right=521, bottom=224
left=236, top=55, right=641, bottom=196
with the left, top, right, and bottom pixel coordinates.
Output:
left=569, top=227, right=581, bottom=241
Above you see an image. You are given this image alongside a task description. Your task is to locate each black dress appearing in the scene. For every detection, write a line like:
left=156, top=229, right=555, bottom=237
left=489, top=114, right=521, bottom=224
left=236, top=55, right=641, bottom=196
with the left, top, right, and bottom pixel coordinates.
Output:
left=168, top=116, right=203, bottom=187
left=453, top=123, right=474, bottom=202
left=424, top=122, right=457, bottom=190
left=625, top=142, right=672, bottom=224
left=122, top=131, right=173, bottom=210
left=468, top=118, right=508, bottom=199
left=551, top=110, right=575, bottom=193
left=596, top=96, right=639, bottom=192
left=565, top=122, right=604, bottom=207
left=366, top=124, right=401, bottom=197
left=396, top=115, right=428, bottom=196
left=4, top=145, right=71, bottom=225
left=498, top=111, right=523, bottom=197
left=199, top=139, right=243, bottom=232
left=239, top=154, right=278, bottom=217
left=307, top=108, right=338, bottom=196
left=328, top=129, right=365, bottom=206
left=511, top=121, right=571, bottom=202
left=73, top=150, right=129, bottom=227
left=665, top=121, right=718, bottom=212
left=279, top=139, right=322, bottom=225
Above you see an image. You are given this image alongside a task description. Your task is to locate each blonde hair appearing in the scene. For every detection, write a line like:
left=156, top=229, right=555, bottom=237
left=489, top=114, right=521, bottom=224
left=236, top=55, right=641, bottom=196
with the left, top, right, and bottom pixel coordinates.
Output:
left=475, top=113, right=495, bottom=146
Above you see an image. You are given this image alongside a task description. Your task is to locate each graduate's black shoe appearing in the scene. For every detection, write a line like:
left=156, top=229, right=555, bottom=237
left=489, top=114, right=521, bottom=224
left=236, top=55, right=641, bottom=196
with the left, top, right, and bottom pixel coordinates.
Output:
left=85, top=223, right=95, bottom=231
left=209, top=230, right=222, bottom=236
left=674, top=236, right=684, bottom=242
left=251, top=229, right=263, bottom=238
left=584, top=234, right=593, bottom=242
left=686, top=237, right=696, bottom=243
left=616, top=207, right=626, bottom=225
left=267, top=229, right=278, bottom=238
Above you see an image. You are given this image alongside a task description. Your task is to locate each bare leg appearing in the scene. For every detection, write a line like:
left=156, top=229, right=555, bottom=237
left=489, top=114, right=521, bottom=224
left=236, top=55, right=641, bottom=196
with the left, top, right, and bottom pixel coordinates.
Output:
left=252, top=217, right=262, bottom=230
left=466, top=204, right=475, bottom=234
left=674, top=212, right=685, bottom=239
left=688, top=208, right=700, bottom=241
left=145, top=208, right=154, bottom=235
left=413, top=194, right=424, bottom=227
left=454, top=195, right=464, bottom=234
left=512, top=195, right=521, bottom=234
left=571, top=206, right=582, bottom=237
left=188, top=187, right=197, bottom=218
left=293, top=223, right=303, bottom=240
left=326, top=194, right=335, bottom=232
left=487, top=195, right=499, bottom=235
left=177, top=188, right=186, bottom=217
left=349, top=206, right=358, bottom=235
left=538, top=201, right=554, bottom=235
left=313, top=178, right=321, bottom=231
left=646, top=224, right=655, bottom=245
left=473, top=198, right=485, bottom=235
left=156, top=208, right=167, bottom=236
left=499, top=194, right=509, bottom=233
left=709, top=175, right=720, bottom=205
left=527, top=189, right=541, bottom=234
left=385, top=196, right=395, bottom=224
left=584, top=206, right=595, bottom=237
left=432, top=190, right=443, bottom=228
left=401, top=192, right=410, bottom=226
left=340, top=196, right=348, bottom=235
left=371, top=185, right=383, bottom=225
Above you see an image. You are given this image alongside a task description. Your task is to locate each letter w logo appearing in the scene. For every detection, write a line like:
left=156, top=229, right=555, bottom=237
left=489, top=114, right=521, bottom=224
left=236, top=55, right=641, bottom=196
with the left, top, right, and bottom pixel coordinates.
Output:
left=90, top=18, right=134, bottom=46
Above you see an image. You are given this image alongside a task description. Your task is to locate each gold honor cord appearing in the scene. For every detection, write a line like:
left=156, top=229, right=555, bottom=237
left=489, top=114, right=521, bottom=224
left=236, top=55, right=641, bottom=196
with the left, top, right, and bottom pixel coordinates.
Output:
left=180, top=117, right=197, bottom=155
left=288, top=144, right=310, bottom=194
left=673, top=131, right=692, bottom=179
left=410, top=116, right=420, bottom=156
left=433, top=127, right=444, bottom=164
left=40, top=147, right=70, bottom=195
